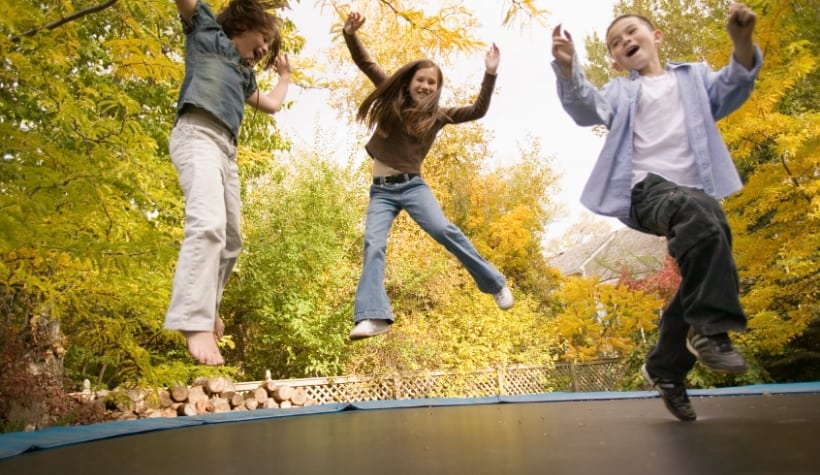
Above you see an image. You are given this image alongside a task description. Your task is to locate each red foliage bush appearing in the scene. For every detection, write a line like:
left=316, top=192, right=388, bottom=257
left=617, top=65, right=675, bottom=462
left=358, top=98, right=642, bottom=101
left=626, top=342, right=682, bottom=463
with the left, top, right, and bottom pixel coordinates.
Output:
left=0, top=324, right=107, bottom=432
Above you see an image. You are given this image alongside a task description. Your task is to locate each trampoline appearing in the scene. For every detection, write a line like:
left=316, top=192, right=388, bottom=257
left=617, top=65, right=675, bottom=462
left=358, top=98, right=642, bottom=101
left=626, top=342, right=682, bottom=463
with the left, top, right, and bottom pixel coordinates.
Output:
left=0, top=382, right=818, bottom=475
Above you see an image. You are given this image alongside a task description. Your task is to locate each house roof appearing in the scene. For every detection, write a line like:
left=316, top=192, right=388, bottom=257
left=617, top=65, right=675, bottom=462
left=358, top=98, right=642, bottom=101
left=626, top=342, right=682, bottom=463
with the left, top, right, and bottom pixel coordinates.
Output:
left=547, top=227, right=668, bottom=283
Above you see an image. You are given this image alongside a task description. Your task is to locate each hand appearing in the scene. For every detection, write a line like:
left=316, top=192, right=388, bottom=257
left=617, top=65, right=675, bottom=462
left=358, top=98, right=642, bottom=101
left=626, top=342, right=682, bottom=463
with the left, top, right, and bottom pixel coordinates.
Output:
left=485, top=43, right=500, bottom=75
left=727, top=3, right=756, bottom=69
left=726, top=3, right=756, bottom=46
left=551, top=25, right=574, bottom=77
left=344, top=12, right=366, bottom=35
left=272, top=54, right=291, bottom=78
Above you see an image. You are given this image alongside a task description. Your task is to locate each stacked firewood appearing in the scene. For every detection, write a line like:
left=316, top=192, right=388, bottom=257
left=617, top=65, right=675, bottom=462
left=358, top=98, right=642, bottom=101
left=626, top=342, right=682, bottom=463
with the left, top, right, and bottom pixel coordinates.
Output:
left=80, top=377, right=319, bottom=420
left=164, top=377, right=319, bottom=418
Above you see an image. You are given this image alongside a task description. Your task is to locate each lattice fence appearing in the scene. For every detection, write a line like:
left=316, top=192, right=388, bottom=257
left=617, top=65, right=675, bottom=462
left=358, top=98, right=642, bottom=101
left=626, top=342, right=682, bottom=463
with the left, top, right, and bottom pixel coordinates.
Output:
left=235, top=360, right=627, bottom=405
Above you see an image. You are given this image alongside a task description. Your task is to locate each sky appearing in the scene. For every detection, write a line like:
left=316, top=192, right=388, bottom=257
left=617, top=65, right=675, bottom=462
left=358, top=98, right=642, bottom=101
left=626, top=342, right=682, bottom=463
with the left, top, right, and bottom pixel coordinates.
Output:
left=275, top=1, right=623, bottom=248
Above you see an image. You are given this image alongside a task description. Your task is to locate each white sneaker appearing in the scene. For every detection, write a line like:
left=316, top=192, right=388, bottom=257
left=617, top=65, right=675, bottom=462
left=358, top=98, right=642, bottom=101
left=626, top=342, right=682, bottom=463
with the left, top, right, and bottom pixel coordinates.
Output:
left=493, top=287, right=514, bottom=310
left=349, top=319, right=391, bottom=341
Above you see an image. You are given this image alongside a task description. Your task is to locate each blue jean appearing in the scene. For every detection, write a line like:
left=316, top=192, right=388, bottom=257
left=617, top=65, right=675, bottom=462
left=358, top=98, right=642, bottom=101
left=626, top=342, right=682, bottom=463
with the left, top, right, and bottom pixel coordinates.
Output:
left=354, top=176, right=506, bottom=323
left=630, top=174, right=747, bottom=381
left=164, top=110, right=241, bottom=332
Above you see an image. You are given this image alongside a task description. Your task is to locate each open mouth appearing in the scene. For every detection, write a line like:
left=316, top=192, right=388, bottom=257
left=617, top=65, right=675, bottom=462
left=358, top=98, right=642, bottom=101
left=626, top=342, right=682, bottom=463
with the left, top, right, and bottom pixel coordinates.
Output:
left=626, top=45, right=640, bottom=57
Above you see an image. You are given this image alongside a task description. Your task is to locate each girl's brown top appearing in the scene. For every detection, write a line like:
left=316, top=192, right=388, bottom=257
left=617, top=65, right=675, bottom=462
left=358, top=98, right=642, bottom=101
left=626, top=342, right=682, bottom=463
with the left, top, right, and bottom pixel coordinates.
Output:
left=344, top=32, right=496, bottom=174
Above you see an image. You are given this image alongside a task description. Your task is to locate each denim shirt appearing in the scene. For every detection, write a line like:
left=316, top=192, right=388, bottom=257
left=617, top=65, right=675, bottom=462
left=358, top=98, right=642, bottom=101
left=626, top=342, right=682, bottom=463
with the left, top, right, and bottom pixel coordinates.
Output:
left=551, top=46, right=762, bottom=224
left=176, top=1, right=257, bottom=139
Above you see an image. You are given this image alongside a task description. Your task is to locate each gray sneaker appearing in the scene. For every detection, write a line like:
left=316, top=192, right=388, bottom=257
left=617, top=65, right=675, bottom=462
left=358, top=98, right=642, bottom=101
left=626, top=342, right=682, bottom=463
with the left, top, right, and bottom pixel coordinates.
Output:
left=641, top=364, right=697, bottom=422
left=493, top=287, right=514, bottom=310
left=686, top=329, right=747, bottom=374
left=349, top=319, right=390, bottom=341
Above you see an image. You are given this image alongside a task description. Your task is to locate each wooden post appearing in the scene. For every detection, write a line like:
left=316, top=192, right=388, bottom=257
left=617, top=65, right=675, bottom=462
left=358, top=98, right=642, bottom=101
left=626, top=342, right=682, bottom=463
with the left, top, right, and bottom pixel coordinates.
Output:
left=570, top=361, right=579, bottom=392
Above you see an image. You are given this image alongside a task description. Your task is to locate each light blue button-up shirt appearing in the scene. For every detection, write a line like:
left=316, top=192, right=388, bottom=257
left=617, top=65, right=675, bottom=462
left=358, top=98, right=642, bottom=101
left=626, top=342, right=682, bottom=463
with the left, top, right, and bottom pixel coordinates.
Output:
left=176, top=1, right=258, bottom=140
left=551, top=47, right=762, bottom=225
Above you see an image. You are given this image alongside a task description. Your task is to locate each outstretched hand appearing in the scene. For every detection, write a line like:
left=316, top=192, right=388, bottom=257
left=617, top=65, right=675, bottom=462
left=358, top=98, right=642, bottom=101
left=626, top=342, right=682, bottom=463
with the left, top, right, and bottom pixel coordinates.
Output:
left=551, top=25, right=574, bottom=77
left=344, top=12, right=366, bottom=35
left=485, top=43, right=500, bottom=75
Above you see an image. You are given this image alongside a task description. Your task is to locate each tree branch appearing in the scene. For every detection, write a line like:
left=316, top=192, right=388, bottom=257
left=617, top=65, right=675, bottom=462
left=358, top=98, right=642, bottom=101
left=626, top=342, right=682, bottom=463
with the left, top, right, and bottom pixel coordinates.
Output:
left=10, top=0, right=120, bottom=42
left=779, top=151, right=812, bottom=203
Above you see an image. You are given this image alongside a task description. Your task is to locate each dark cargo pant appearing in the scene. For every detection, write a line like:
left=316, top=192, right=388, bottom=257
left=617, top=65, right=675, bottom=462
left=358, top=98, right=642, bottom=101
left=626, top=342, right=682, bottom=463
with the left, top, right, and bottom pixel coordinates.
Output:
left=629, top=174, right=747, bottom=382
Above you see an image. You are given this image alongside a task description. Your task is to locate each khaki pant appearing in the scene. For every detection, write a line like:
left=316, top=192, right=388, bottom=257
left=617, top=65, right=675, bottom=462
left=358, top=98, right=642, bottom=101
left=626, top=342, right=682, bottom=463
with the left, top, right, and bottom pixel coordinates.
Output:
left=164, top=110, right=241, bottom=332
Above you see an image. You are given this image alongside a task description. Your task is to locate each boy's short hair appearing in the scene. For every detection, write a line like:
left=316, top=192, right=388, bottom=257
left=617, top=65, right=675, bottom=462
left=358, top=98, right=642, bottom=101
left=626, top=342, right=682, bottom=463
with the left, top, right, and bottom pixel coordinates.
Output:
left=606, top=14, right=655, bottom=35
left=605, top=14, right=655, bottom=52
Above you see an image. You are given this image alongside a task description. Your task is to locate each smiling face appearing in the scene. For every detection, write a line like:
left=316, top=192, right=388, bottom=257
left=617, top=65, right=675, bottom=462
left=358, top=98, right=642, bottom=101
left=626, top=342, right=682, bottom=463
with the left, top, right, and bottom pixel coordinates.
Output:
left=231, top=29, right=272, bottom=67
left=408, top=66, right=440, bottom=104
left=606, top=16, right=664, bottom=76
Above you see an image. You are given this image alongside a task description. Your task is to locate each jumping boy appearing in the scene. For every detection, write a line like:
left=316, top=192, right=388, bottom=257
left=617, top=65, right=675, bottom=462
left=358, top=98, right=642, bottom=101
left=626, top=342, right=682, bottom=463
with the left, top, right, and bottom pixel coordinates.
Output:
left=550, top=3, right=762, bottom=420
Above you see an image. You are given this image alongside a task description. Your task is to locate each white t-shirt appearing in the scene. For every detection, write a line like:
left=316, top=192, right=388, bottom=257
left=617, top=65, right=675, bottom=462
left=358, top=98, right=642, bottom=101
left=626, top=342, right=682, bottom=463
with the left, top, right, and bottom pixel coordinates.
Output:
left=632, top=71, right=701, bottom=188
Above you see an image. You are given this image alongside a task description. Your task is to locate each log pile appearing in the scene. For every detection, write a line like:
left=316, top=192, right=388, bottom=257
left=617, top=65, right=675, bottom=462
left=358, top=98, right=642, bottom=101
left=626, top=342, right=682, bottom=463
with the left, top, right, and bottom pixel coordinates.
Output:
left=77, top=377, right=318, bottom=420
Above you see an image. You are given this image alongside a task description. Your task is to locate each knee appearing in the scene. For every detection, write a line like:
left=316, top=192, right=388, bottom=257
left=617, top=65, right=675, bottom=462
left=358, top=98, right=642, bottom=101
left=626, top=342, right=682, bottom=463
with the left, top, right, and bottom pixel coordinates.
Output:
left=678, top=193, right=725, bottom=233
left=425, top=222, right=454, bottom=242
left=186, top=217, right=227, bottom=244
left=363, top=235, right=387, bottom=257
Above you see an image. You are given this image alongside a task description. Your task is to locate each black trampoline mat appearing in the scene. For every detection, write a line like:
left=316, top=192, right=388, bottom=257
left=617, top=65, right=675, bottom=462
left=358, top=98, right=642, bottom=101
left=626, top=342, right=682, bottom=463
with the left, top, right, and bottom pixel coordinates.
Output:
left=1, top=393, right=818, bottom=475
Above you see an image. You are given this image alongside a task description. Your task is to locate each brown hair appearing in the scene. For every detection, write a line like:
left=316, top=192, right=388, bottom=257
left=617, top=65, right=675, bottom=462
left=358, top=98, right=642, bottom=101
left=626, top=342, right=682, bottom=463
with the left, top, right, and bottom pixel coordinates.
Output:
left=217, top=0, right=282, bottom=69
left=356, top=59, right=448, bottom=139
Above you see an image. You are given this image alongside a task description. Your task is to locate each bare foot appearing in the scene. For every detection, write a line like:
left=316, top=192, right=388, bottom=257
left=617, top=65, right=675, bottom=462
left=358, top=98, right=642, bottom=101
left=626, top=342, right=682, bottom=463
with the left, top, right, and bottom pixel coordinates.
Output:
left=214, top=315, right=225, bottom=341
left=182, top=331, right=224, bottom=365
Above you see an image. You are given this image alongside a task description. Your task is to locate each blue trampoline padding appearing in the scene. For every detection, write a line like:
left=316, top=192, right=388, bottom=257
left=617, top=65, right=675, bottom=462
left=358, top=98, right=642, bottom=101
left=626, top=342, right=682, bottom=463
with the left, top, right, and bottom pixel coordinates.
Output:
left=350, top=396, right=501, bottom=410
left=1, top=382, right=817, bottom=460
left=0, top=403, right=349, bottom=459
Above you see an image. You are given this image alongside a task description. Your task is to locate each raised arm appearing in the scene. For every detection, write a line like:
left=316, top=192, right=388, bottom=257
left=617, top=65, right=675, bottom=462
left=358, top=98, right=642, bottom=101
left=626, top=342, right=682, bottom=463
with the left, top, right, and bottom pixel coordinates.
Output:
left=445, top=44, right=500, bottom=124
left=550, top=24, right=575, bottom=79
left=175, top=0, right=198, bottom=23
left=727, top=3, right=757, bottom=70
left=246, top=54, right=292, bottom=114
left=342, top=12, right=388, bottom=85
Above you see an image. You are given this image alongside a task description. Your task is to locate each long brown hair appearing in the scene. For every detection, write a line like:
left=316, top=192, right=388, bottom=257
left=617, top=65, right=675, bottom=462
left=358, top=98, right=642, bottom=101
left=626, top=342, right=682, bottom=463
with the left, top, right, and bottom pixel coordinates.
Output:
left=217, top=0, right=282, bottom=69
left=356, top=59, right=449, bottom=139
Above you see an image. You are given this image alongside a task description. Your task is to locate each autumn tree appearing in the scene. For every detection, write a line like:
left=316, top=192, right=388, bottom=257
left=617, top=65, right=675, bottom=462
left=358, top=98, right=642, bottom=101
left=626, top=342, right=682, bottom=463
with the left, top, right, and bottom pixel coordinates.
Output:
left=550, top=276, right=659, bottom=362
left=620, top=254, right=681, bottom=304
left=718, top=0, right=819, bottom=380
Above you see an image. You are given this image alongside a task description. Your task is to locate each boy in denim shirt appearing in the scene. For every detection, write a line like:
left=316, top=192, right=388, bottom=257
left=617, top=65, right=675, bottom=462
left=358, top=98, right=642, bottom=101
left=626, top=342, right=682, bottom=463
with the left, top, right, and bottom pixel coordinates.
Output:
left=551, top=3, right=761, bottom=420
left=165, top=0, right=291, bottom=365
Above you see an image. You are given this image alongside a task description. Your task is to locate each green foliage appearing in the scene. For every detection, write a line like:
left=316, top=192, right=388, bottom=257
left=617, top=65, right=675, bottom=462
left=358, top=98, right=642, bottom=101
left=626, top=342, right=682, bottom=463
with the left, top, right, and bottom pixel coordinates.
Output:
left=221, top=153, right=365, bottom=379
